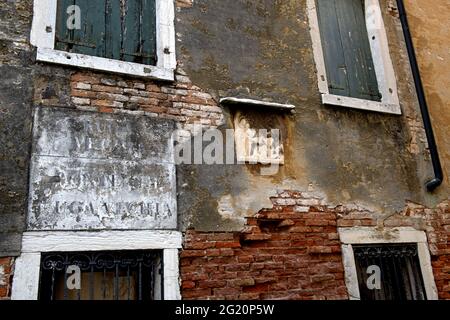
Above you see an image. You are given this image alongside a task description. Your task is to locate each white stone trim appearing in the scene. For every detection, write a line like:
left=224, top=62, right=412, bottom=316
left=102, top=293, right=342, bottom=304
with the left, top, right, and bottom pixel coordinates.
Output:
left=322, top=94, right=401, bottom=115
left=11, top=230, right=182, bottom=300
left=163, top=249, right=181, bottom=300
left=30, top=0, right=57, bottom=49
left=36, top=48, right=174, bottom=81
left=30, top=0, right=176, bottom=80
left=339, top=227, right=439, bottom=300
left=21, top=230, right=182, bottom=253
left=307, top=0, right=401, bottom=115
left=11, top=253, right=41, bottom=301
left=220, top=97, right=296, bottom=110
left=156, top=0, right=176, bottom=71
left=341, top=244, right=360, bottom=300
left=339, top=227, right=428, bottom=244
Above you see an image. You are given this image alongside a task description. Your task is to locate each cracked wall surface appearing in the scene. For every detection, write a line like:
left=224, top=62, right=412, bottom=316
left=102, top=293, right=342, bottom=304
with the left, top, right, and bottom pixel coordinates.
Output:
left=0, top=0, right=448, bottom=300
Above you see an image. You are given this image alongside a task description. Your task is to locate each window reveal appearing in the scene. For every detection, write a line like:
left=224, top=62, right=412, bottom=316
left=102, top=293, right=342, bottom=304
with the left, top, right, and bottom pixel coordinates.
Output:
left=353, top=244, right=427, bottom=300
left=39, top=250, right=163, bottom=301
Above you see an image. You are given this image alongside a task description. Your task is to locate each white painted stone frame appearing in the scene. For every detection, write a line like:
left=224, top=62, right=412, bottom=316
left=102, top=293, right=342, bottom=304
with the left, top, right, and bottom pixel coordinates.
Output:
left=307, top=0, right=401, bottom=115
left=11, top=230, right=182, bottom=300
left=339, top=227, right=438, bottom=300
left=30, top=0, right=176, bottom=80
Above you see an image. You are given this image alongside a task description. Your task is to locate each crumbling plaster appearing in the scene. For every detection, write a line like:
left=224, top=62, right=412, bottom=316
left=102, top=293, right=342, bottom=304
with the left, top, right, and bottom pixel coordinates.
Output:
left=175, top=0, right=437, bottom=231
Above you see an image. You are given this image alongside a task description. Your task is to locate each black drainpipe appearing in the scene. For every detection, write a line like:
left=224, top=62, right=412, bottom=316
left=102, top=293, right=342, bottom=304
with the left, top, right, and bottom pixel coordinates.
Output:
left=397, top=0, right=443, bottom=192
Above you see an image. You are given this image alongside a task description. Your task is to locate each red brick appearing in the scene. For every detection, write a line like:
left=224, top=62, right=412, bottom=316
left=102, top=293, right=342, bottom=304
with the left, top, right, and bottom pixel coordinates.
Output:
left=243, top=284, right=269, bottom=293
left=181, top=250, right=206, bottom=258
left=213, top=287, right=241, bottom=296
left=183, top=289, right=212, bottom=299
left=197, top=280, right=227, bottom=289
left=305, top=219, right=330, bottom=227
left=182, top=281, right=196, bottom=289
left=92, top=85, right=124, bottom=94
left=215, top=241, right=241, bottom=249
left=71, top=73, right=100, bottom=84
left=184, top=241, right=215, bottom=250
left=0, top=287, right=8, bottom=298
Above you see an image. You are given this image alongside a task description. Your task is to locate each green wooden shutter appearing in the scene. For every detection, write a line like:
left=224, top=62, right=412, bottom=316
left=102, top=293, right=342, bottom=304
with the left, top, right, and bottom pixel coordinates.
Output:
left=56, top=0, right=106, bottom=57
left=316, top=0, right=381, bottom=101
left=56, top=0, right=156, bottom=66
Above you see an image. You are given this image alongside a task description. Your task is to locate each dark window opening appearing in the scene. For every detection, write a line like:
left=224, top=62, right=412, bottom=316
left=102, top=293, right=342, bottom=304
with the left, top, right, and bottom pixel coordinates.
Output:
left=316, top=0, right=381, bottom=101
left=354, top=244, right=427, bottom=300
left=39, top=250, right=163, bottom=301
left=55, top=0, right=157, bottom=66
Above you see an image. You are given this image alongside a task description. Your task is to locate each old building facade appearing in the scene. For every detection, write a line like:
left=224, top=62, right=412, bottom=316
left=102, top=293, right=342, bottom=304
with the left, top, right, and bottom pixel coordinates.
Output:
left=0, top=0, right=449, bottom=300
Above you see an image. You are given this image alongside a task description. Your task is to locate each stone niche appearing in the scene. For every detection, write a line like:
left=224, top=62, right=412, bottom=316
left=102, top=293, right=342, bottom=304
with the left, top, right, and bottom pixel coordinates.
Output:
left=231, top=108, right=288, bottom=166
left=28, top=107, right=177, bottom=231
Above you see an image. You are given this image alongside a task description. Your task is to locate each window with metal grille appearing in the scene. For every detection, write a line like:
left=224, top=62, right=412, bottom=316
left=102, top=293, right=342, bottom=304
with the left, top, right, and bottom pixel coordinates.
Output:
left=55, top=0, right=157, bottom=65
left=353, top=244, right=427, bottom=300
left=39, top=250, right=163, bottom=301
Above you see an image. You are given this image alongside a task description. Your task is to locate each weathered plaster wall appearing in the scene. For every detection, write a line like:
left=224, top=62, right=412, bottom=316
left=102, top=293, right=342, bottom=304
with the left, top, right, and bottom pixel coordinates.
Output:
left=404, top=0, right=450, bottom=198
left=0, top=0, right=448, bottom=300
left=0, top=0, right=440, bottom=248
left=175, top=0, right=434, bottom=232
left=0, top=0, right=33, bottom=257
left=402, top=0, right=450, bottom=299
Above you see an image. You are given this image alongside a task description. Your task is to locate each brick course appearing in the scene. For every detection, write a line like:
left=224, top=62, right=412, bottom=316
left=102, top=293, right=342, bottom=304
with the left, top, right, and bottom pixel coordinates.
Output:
left=69, top=70, right=224, bottom=128
left=0, top=257, right=14, bottom=300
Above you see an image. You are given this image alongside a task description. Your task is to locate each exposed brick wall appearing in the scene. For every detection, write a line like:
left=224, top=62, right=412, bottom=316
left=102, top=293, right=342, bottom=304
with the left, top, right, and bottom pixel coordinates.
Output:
left=181, top=190, right=450, bottom=300
left=0, top=257, right=14, bottom=300
left=181, top=191, right=348, bottom=300
left=432, top=255, right=450, bottom=300
left=68, top=70, right=224, bottom=128
left=404, top=201, right=450, bottom=299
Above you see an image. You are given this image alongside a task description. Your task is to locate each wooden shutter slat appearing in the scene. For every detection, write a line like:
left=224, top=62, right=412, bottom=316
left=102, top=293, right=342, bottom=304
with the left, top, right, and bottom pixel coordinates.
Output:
left=141, top=0, right=157, bottom=65
left=352, top=0, right=381, bottom=100
left=122, top=0, right=143, bottom=63
left=105, top=0, right=122, bottom=60
left=317, top=0, right=350, bottom=96
left=335, top=0, right=368, bottom=99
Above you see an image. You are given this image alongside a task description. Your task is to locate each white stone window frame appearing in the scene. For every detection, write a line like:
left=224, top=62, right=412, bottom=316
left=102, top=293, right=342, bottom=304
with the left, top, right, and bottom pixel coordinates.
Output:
left=339, top=227, right=439, bottom=300
left=30, top=0, right=176, bottom=81
left=307, top=0, right=402, bottom=115
left=11, top=230, right=182, bottom=300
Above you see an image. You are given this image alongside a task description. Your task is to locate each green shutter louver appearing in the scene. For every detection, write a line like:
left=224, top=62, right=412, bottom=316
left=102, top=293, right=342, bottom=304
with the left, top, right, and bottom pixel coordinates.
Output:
left=316, top=0, right=381, bottom=101
left=55, top=0, right=157, bottom=66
